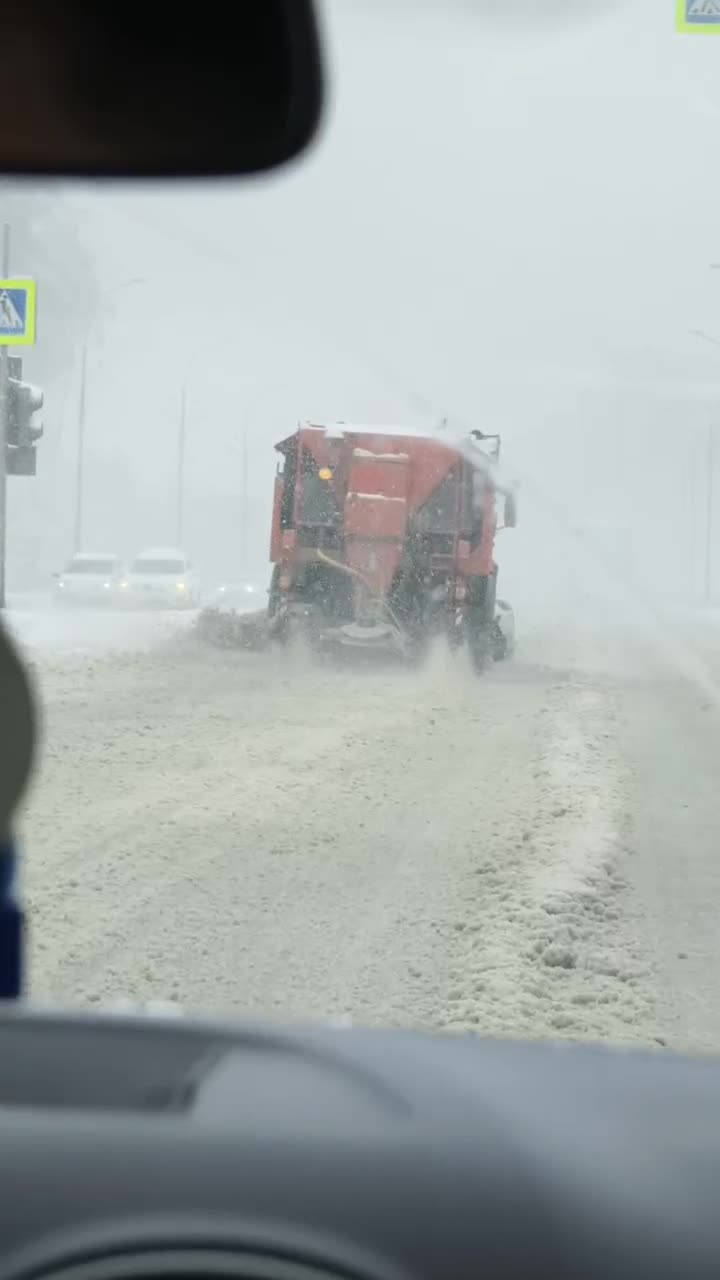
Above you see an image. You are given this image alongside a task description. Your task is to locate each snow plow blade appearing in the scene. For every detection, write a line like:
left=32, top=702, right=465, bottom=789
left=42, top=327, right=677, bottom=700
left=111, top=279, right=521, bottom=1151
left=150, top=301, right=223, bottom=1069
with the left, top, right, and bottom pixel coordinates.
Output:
left=196, top=606, right=270, bottom=650
left=317, top=620, right=407, bottom=656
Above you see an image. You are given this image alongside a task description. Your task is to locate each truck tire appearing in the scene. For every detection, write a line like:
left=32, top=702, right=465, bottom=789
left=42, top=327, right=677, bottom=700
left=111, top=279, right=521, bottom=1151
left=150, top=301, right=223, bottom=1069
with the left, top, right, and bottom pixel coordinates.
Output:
left=405, top=624, right=430, bottom=668
left=267, top=565, right=280, bottom=619
left=466, top=570, right=497, bottom=676
left=491, top=620, right=508, bottom=661
left=469, top=624, right=492, bottom=674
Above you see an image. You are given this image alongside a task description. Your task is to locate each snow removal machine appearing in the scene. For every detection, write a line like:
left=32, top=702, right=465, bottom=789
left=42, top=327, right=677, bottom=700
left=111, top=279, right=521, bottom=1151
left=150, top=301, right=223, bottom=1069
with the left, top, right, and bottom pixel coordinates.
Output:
left=259, top=422, right=517, bottom=670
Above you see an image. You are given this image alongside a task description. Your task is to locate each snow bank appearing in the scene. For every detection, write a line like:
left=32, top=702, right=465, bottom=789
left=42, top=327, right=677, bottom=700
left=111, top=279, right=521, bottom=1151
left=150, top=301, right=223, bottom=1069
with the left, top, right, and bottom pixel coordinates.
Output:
left=437, top=680, right=658, bottom=1044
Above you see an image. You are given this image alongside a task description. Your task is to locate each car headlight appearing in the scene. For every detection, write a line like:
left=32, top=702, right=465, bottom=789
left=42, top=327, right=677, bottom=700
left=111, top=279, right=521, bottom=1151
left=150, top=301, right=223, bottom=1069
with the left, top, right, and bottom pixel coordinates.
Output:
left=176, top=581, right=186, bottom=591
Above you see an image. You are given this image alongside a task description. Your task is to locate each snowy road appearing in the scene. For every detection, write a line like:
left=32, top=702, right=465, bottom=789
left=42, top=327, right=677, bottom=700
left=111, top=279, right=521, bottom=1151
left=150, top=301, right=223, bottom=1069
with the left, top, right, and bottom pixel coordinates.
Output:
left=4, top=594, right=199, bottom=658
left=11, top=604, right=720, bottom=1054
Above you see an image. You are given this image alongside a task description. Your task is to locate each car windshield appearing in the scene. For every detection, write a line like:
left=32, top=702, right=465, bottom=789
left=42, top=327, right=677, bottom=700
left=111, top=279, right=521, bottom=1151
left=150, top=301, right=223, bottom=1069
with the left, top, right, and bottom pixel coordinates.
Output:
left=8, top=0, right=720, bottom=1058
left=131, top=560, right=185, bottom=575
left=64, top=559, right=116, bottom=575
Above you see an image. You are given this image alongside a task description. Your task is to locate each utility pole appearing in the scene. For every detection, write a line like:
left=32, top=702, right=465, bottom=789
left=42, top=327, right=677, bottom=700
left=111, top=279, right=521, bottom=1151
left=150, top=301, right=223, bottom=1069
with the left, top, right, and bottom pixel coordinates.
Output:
left=176, top=384, right=186, bottom=546
left=0, top=224, right=11, bottom=608
left=73, top=343, right=88, bottom=554
left=687, top=330, right=720, bottom=606
left=241, top=429, right=248, bottom=576
left=705, top=420, right=715, bottom=608
left=70, top=277, right=147, bottom=557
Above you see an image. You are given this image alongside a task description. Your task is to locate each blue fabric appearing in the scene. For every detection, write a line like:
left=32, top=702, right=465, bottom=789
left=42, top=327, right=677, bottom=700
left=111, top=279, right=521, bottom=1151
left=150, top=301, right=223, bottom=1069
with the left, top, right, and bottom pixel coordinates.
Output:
left=0, top=838, right=23, bottom=999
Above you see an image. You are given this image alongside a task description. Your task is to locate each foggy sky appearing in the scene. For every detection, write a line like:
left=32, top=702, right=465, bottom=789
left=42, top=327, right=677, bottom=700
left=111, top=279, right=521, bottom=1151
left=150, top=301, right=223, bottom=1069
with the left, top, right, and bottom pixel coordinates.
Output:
left=9, top=0, right=720, bottom=609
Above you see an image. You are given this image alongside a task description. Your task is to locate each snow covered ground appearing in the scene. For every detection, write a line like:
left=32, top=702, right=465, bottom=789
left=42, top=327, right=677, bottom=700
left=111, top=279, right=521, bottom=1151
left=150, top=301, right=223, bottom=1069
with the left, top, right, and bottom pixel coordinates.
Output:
left=8, top=599, right=720, bottom=1055
left=4, top=593, right=199, bottom=659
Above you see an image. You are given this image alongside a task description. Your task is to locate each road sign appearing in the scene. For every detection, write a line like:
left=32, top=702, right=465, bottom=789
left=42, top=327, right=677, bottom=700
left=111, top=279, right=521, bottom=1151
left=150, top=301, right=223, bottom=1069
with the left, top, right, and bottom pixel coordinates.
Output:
left=677, top=0, right=720, bottom=32
left=0, top=279, right=35, bottom=346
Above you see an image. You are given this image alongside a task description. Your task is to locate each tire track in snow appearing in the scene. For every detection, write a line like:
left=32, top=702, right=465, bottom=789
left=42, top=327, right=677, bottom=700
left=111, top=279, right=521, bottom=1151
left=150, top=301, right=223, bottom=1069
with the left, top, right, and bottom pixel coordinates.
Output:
left=19, top=633, right=662, bottom=1047
left=440, top=679, right=660, bottom=1043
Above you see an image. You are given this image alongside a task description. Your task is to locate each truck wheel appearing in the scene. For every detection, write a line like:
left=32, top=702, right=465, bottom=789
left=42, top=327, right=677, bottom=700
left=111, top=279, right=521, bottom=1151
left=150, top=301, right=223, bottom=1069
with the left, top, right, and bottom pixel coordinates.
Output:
left=405, top=629, right=430, bottom=668
left=447, top=614, right=464, bottom=654
left=267, top=565, right=280, bottom=619
left=465, top=572, right=497, bottom=675
left=277, top=614, right=294, bottom=648
left=491, top=621, right=508, bottom=662
left=469, top=624, right=492, bottom=675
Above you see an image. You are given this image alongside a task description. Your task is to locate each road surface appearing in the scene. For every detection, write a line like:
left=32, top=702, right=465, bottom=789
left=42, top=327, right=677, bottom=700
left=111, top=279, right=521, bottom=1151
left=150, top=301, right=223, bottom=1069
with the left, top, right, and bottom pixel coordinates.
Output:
left=9, top=601, right=720, bottom=1054
left=4, top=593, right=198, bottom=658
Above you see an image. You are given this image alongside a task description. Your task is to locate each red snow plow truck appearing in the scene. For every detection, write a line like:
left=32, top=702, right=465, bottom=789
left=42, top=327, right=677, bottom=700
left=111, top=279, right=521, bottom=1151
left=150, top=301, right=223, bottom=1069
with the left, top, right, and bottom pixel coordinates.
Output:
left=266, top=422, right=517, bottom=671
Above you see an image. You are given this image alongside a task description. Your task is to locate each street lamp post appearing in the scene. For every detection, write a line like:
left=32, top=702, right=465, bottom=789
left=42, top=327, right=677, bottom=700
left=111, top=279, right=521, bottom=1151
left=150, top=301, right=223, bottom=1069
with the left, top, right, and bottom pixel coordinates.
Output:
left=73, top=277, right=146, bottom=554
left=72, top=344, right=88, bottom=556
left=176, top=385, right=187, bottom=547
left=688, top=327, right=720, bottom=606
left=705, top=417, right=715, bottom=609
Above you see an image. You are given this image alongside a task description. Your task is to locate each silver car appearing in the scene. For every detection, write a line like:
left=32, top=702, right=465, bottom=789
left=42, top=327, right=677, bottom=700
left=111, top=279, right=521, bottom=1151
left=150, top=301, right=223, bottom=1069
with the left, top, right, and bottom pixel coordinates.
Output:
left=123, top=548, right=200, bottom=609
left=53, top=553, right=125, bottom=607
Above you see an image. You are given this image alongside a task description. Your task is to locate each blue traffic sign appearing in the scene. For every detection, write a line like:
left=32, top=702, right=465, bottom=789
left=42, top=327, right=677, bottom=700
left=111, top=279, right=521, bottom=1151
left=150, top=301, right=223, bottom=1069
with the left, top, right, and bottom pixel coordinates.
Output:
left=0, top=279, right=36, bottom=346
left=677, top=0, right=720, bottom=31
left=687, top=0, right=720, bottom=18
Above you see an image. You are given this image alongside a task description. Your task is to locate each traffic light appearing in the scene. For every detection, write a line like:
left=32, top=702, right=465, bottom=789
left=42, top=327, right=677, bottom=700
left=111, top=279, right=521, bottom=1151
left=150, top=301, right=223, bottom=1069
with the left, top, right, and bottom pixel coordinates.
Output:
left=7, top=378, right=43, bottom=447
left=5, top=376, right=43, bottom=475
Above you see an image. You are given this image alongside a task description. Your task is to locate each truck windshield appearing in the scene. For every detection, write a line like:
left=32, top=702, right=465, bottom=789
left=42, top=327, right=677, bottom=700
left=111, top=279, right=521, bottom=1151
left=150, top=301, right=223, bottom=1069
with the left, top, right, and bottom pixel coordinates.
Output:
left=298, top=450, right=339, bottom=525
left=415, top=470, right=459, bottom=535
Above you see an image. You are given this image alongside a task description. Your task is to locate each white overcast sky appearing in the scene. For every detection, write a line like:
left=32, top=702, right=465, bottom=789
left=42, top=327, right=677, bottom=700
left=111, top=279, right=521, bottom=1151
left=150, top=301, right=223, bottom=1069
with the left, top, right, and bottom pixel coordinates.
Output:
left=32, top=0, right=720, bottom=604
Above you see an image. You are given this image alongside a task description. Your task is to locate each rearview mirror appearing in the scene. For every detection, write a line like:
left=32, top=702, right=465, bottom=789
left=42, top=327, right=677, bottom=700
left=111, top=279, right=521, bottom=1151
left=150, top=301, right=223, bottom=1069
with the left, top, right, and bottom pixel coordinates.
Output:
left=0, top=0, right=323, bottom=178
left=504, top=492, right=518, bottom=528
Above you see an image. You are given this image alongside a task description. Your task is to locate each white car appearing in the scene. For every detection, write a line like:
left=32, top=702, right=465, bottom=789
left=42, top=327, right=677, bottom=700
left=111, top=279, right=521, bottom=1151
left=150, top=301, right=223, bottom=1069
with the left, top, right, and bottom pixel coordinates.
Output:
left=54, top=553, right=125, bottom=606
left=124, top=547, right=200, bottom=609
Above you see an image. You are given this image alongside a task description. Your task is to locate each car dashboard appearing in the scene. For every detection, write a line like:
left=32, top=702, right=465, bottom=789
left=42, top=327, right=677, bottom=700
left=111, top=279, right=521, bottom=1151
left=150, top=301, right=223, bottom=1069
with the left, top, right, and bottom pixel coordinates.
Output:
left=1, top=1008, right=720, bottom=1280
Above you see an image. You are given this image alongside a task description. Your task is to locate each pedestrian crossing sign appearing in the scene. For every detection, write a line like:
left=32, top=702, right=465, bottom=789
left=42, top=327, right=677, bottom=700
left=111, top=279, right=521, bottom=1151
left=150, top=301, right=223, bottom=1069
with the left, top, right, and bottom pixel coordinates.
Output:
left=0, top=279, right=36, bottom=346
left=676, top=1, right=720, bottom=32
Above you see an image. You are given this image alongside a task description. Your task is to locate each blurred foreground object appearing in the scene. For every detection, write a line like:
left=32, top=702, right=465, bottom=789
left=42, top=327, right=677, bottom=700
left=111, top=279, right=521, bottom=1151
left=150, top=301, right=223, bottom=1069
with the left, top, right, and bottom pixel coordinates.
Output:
left=0, top=840, right=22, bottom=999
left=0, top=616, right=33, bottom=1000
left=0, top=619, right=35, bottom=841
left=0, top=0, right=323, bottom=177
